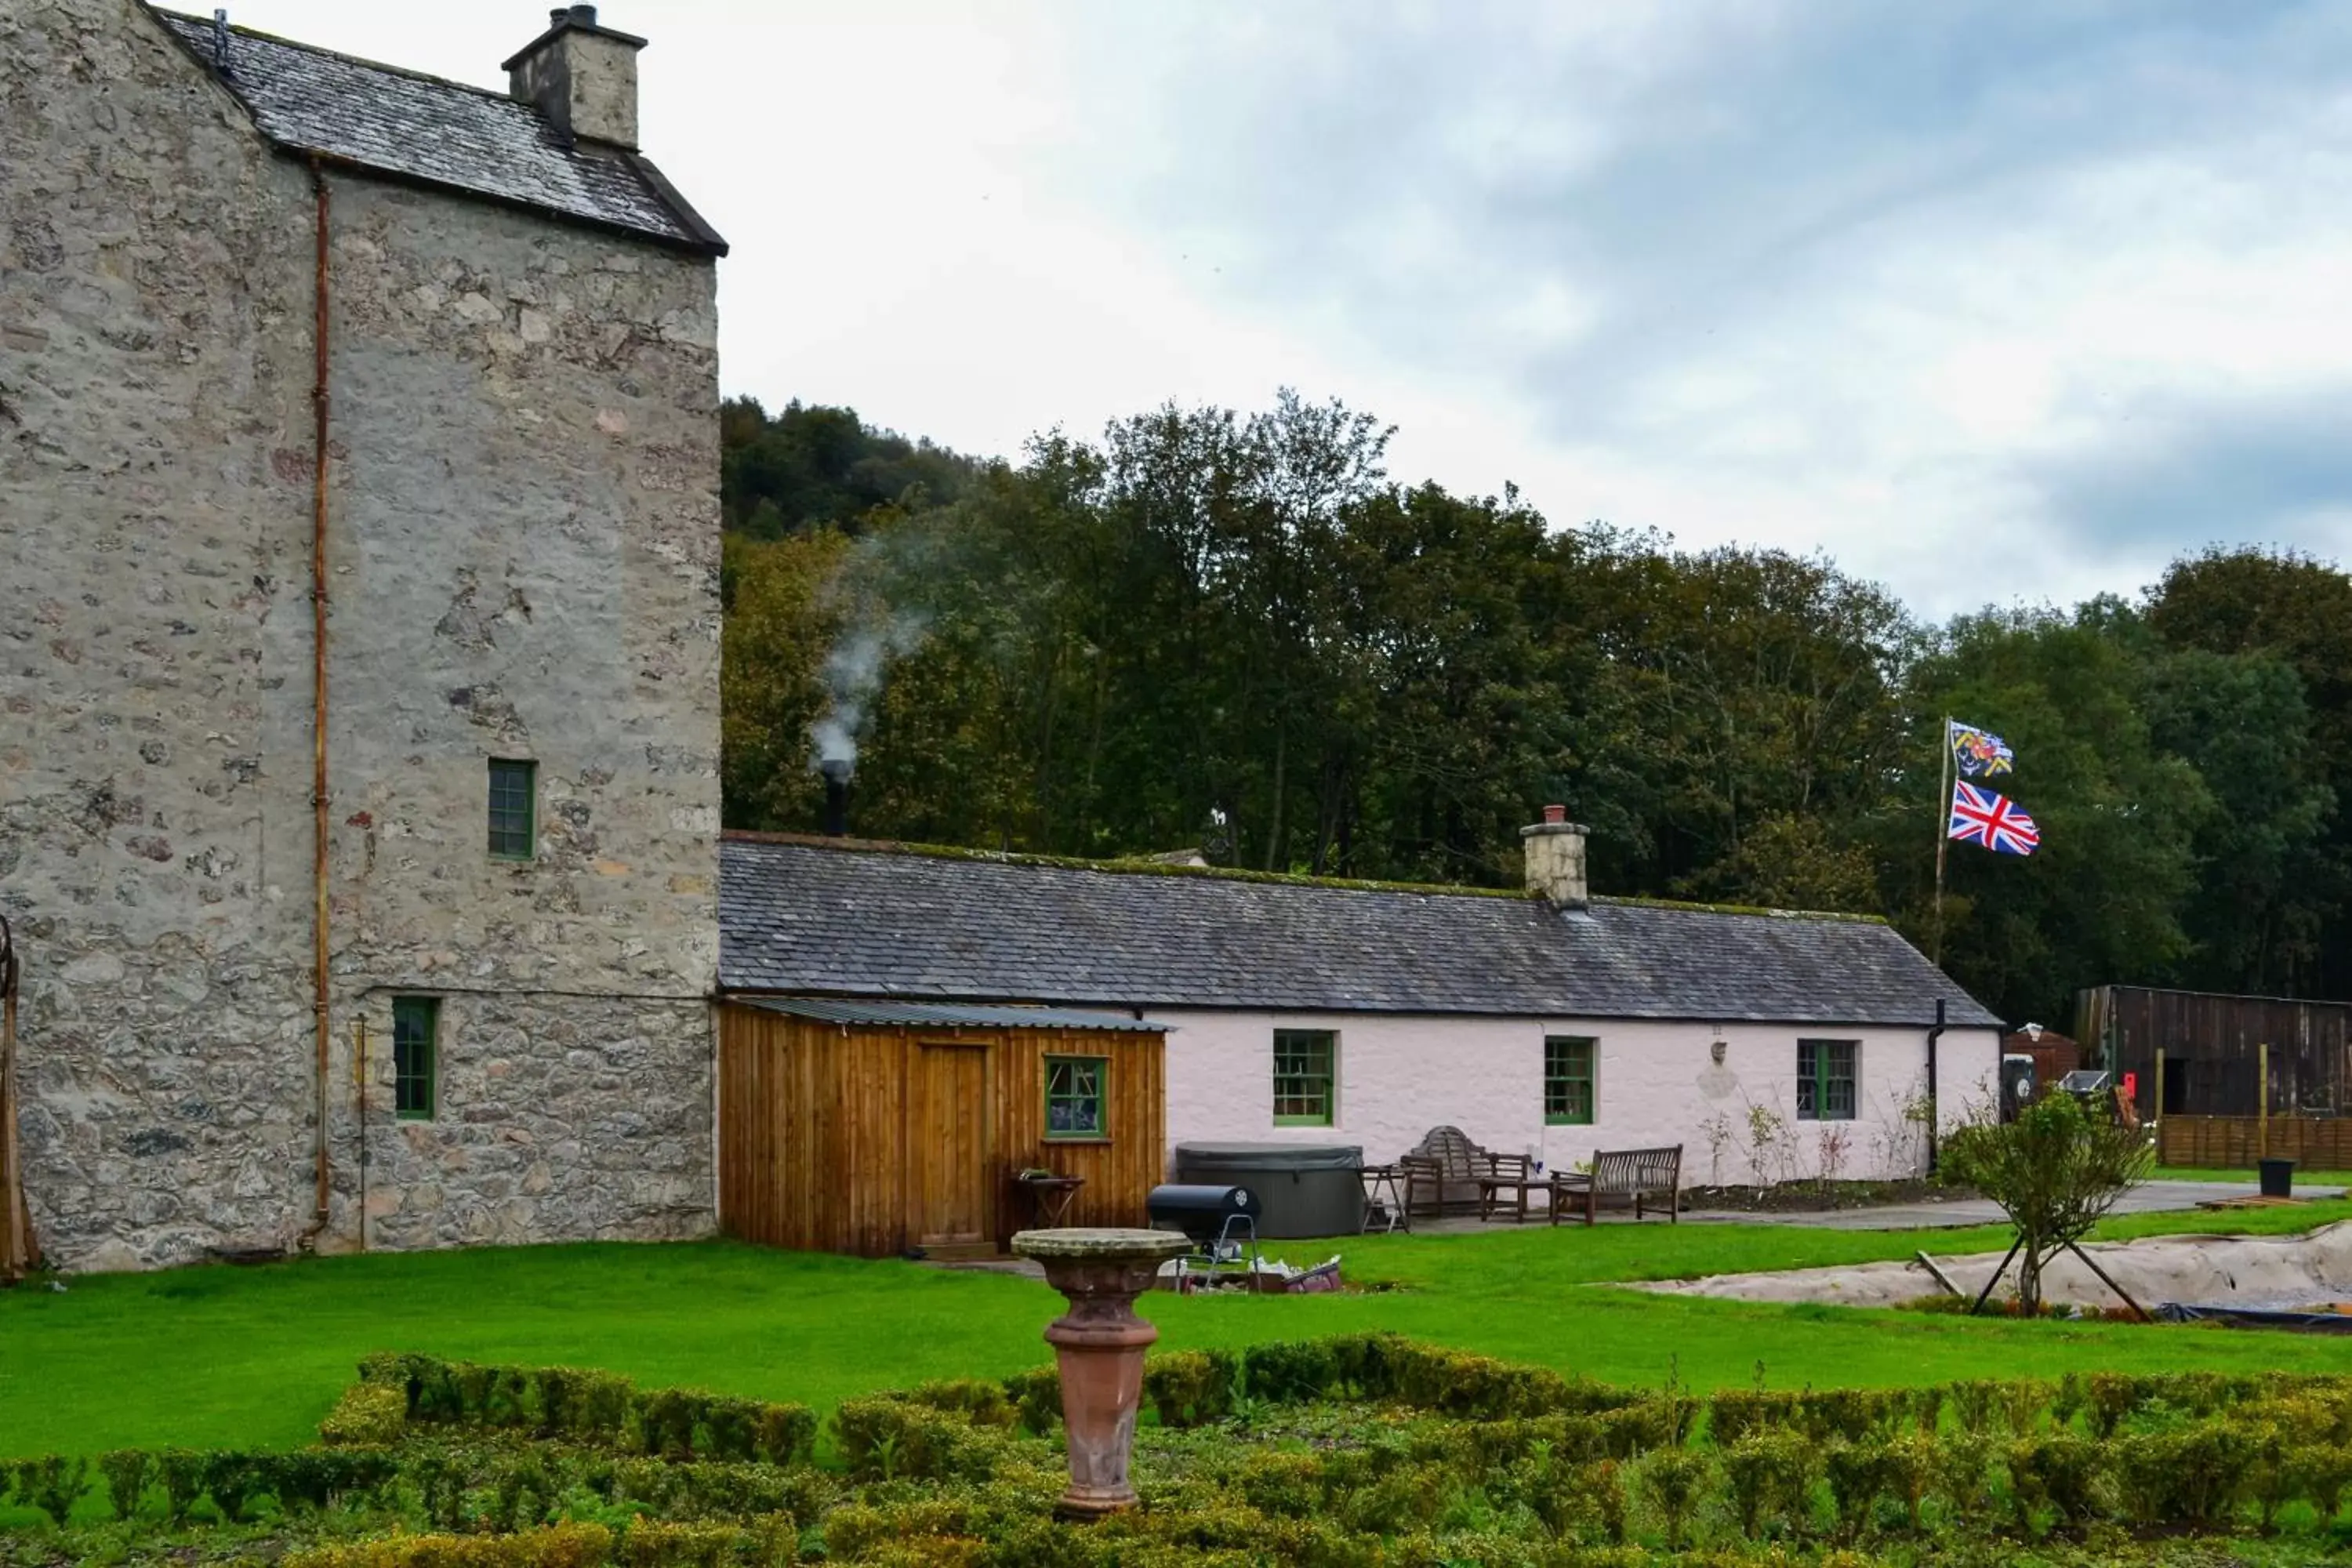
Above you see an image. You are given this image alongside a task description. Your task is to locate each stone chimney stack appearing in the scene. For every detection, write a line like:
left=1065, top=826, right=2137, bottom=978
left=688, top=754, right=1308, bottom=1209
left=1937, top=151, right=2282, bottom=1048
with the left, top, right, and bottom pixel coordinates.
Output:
left=1521, top=804, right=1589, bottom=909
left=504, top=5, right=647, bottom=150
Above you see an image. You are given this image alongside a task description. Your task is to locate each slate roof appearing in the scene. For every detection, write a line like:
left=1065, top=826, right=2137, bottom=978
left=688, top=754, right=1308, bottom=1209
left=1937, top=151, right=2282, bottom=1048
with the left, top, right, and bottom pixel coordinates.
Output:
left=720, top=837, right=2003, bottom=1029
left=148, top=9, right=725, bottom=255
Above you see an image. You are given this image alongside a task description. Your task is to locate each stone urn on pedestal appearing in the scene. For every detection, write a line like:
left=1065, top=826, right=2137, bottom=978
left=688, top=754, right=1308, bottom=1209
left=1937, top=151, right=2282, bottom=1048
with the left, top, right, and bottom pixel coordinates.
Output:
left=1010, top=1226, right=1191, bottom=1519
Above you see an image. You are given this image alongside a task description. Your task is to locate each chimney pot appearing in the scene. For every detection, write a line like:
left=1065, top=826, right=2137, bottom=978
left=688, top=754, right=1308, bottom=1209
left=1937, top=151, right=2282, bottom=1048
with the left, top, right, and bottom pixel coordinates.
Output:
left=1520, top=808, right=1589, bottom=909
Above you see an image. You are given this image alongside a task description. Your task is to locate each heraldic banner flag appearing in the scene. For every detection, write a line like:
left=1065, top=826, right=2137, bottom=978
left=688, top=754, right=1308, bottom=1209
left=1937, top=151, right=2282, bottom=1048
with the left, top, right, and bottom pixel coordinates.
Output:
left=1948, top=719, right=2014, bottom=779
left=1949, top=781, right=2039, bottom=856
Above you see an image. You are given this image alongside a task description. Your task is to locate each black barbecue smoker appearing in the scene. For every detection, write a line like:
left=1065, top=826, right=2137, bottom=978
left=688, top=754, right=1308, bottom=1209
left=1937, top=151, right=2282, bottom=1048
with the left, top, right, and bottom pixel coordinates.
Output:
left=1146, top=1183, right=1263, bottom=1287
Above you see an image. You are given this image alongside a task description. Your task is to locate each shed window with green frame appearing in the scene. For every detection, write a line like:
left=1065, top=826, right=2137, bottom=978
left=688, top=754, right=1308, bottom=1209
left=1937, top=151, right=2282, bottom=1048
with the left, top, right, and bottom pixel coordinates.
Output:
left=1272, top=1029, right=1337, bottom=1126
left=1544, top=1035, right=1596, bottom=1125
left=1044, top=1056, right=1107, bottom=1140
left=1797, top=1038, right=1857, bottom=1121
left=487, top=758, right=536, bottom=860
left=393, top=996, right=439, bottom=1121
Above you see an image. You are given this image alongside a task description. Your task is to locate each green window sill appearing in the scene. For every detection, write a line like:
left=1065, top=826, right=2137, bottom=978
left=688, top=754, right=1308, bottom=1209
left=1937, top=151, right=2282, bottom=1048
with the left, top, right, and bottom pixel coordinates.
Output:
left=1544, top=1115, right=1594, bottom=1127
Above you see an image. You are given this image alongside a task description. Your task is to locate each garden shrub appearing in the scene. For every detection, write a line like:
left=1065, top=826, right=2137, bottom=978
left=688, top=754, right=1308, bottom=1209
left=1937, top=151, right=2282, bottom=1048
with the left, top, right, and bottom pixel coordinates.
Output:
left=2007, top=1432, right=2102, bottom=1532
left=200, top=1451, right=261, bottom=1523
left=9, top=1457, right=89, bottom=1526
left=2115, top=1420, right=2258, bottom=1526
left=98, top=1450, right=149, bottom=1522
left=1235, top=1450, right=1326, bottom=1517
left=157, top=1449, right=207, bottom=1525
left=618, top=1514, right=796, bottom=1567
left=1706, top=1389, right=1795, bottom=1446
left=1334, top=1462, right=1457, bottom=1537
left=352, top=1356, right=813, bottom=1467
left=831, top=1399, right=1007, bottom=1483
left=323, top=1385, right=412, bottom=1447
left=1632, top=1448, right=1713, bottom=1549
left=822, top=1500, right=977, bottom=1562
left=1821, top=1441, right=1889, bottom=1543
left=1721, top=1430, right=1816, bottom=1539
left=287, top=1521, right=614, bottom=1568
left=998, top=1367, right=1061, bottom=1435
left=2291, top=1440, right=2352, bottom=1524
left=2082, top=1373, right=2142, bottom=1439
left=1795, top=1387, right=1898, bottom=1445
left=1874, top=1432, right=1936, bottom=1535
left=1239, top=1338, right=1342, bottom=1403
left=904, top=1379, right=1020, bottom=1431
left=1142, top=1348, right=1237, bottom=1428
left=1593, top=1399, right=1679, bottom=1459
left=1933, top=1431, right=1994, bottom=1527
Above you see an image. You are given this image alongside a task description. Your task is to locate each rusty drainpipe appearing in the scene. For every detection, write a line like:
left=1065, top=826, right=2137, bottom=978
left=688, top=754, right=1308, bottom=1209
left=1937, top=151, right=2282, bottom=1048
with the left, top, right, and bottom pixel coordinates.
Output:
left=303, top=158, right=334, bottom=1247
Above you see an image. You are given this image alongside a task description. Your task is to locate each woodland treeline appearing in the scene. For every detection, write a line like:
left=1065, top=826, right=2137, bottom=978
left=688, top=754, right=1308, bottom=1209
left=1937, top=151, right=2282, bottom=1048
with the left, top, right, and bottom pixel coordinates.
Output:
left=720, top=393, right=2350, bottom=1025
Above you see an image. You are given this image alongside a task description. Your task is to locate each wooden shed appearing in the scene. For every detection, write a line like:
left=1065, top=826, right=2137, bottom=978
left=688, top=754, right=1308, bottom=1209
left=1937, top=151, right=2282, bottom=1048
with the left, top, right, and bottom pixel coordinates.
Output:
left=2076, top=985, right=2352, bottom=1120
left=717, top=997, right=1167, bottom=1259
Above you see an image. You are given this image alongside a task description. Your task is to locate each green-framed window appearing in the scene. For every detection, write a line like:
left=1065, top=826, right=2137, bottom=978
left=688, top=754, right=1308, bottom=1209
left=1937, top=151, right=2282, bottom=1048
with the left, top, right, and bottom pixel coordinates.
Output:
left=1797, top=1038, right=1857, bottom=1121
left=1044, top=1056, right=1107, bottom=1140
left=487, top=758, right=536, bottom=860
left=393, top=996, right=439, bottom=1121
left=1272, top=1029, right=1336, bottom=1126
left=1544, top=1036, right=1596, bottom=1125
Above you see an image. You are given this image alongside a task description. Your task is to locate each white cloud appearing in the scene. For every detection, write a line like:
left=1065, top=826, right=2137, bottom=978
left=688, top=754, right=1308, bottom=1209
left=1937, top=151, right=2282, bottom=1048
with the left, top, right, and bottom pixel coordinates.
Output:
left=205, top=0, right=2352, bottom=615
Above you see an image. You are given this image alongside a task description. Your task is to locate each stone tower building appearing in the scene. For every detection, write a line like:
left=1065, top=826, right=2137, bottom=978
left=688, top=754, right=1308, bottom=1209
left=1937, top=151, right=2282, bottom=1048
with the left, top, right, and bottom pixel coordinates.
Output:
left=1, top=2, right=728, bottom=1269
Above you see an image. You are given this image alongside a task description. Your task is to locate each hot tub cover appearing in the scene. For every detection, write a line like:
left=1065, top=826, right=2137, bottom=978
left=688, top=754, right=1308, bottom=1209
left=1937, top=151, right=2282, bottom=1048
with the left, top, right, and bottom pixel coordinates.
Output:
left=1174, top=1142, right=1363, bottom=1171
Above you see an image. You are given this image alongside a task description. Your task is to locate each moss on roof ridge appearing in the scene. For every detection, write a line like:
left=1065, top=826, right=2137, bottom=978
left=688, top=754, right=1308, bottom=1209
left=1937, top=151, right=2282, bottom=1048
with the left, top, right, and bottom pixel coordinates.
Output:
left=720, top=830, right=1890, bottom=926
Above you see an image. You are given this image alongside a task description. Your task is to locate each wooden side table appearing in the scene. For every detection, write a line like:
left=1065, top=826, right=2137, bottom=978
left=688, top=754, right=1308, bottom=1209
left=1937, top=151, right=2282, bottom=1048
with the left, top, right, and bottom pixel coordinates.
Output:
left=1360, top=1164, right=1408, bottom=1232
left=1476, top=1174, right=1549, bottom=1223
left=1017, top=1173, right=1086, bottom=1228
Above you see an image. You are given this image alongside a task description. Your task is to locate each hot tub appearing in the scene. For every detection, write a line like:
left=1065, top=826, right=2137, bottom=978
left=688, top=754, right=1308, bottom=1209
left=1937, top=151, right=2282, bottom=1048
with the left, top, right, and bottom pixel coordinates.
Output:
left=1171, top=1142, right=1363, bottom=1239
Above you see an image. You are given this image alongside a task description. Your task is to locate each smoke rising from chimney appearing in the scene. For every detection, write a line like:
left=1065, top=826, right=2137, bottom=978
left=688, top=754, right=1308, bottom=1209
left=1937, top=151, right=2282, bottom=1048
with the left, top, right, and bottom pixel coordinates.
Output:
left=810, top=612, right=927, bottom=772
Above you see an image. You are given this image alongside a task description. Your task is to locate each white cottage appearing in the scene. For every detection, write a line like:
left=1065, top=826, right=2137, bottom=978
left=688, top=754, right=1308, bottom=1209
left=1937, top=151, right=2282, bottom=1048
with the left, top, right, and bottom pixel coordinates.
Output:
left=718, top=812, right=2004, bottom=1193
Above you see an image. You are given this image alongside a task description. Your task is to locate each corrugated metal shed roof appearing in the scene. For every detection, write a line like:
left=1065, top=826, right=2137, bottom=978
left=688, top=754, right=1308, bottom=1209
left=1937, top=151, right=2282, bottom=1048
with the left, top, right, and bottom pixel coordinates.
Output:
left=738, top=996, right=1165, bottom=1033
left=148, top=8, right=726, bottom=255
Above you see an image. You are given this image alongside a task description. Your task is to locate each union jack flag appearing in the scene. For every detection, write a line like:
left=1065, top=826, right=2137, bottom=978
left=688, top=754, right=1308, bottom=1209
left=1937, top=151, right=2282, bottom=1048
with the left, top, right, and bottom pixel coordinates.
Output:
left=1949, top=781, right=2039, bottom=856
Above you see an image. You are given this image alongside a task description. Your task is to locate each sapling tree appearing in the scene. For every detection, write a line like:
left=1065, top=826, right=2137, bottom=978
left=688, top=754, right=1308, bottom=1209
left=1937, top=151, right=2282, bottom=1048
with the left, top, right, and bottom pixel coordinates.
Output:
left=1942, top=1091, right=2154, bottom=1312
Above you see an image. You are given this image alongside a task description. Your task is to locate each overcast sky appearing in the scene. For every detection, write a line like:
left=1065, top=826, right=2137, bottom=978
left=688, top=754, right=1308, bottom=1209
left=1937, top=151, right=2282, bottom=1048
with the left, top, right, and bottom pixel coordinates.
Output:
left=215, top=1, right=2352, bottom=615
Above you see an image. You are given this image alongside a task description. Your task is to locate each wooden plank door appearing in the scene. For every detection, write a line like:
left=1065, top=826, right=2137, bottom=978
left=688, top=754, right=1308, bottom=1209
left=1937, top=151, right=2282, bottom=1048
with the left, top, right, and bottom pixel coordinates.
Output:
left=909, top=1043, right=992, bottom=1252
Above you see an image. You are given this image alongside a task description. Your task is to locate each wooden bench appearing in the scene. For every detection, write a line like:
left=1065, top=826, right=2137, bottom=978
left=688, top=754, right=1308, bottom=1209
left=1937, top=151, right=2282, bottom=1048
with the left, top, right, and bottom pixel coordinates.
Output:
left=1402, top=1126, right=1530, bottom=1218
left=1550, top=1145, right=1682, bottom=1225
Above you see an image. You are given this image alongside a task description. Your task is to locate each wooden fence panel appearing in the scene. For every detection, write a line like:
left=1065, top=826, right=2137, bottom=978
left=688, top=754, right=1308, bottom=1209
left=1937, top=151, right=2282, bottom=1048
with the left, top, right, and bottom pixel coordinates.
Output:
left=2158, top=1115, right=2352, bottom=1169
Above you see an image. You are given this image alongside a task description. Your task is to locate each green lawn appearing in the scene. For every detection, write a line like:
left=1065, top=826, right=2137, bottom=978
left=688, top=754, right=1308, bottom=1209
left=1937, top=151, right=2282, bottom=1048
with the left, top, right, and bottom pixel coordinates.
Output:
left=9, top=1200, right=2352, bottom=1460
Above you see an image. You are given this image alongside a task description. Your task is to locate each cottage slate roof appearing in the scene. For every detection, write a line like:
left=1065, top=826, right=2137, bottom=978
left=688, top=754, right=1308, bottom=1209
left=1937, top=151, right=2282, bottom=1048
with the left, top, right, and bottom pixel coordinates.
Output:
left=148, top=9, right=725, bottom=255
left=719, top=837, right=2003, bottom=1029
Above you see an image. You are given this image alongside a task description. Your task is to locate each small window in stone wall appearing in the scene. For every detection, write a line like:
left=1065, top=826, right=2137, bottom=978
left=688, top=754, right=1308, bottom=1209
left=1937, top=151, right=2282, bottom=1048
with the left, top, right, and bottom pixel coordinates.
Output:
left=394, top=996, right=439, bottom=1121
left=488, top=758, right=536, bottom=860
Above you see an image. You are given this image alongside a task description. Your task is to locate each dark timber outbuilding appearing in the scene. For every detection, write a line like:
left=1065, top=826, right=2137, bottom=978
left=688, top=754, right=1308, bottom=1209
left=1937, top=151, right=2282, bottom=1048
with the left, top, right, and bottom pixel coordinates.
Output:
left=716, top=999, right=1167, bottom=1259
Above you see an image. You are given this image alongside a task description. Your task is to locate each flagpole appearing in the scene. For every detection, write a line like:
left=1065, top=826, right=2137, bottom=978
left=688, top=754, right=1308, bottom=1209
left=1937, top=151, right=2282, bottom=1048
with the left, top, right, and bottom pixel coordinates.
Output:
left=1933, top=715, right=1951, bottom=965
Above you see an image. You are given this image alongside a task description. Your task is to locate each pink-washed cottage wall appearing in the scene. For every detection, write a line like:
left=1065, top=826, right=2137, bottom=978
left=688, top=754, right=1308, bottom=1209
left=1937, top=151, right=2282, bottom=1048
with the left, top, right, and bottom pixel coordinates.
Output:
left=1151, top=1007, right=2002, bottom=1183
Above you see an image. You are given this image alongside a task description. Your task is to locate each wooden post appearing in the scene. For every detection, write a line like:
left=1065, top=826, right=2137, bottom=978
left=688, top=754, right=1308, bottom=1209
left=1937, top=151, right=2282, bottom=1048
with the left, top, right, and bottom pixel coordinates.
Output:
left=2154, top=1049, right=2166, bottom=1164
left=2256, top=1043, right=2267, bottom=1160
left=0, top=914, right=31, bottom=1284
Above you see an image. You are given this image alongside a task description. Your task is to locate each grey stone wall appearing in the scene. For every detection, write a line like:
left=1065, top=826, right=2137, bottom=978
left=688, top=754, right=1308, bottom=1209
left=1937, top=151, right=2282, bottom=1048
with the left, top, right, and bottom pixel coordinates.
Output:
left=2, top=0, right=721, bottom=1271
